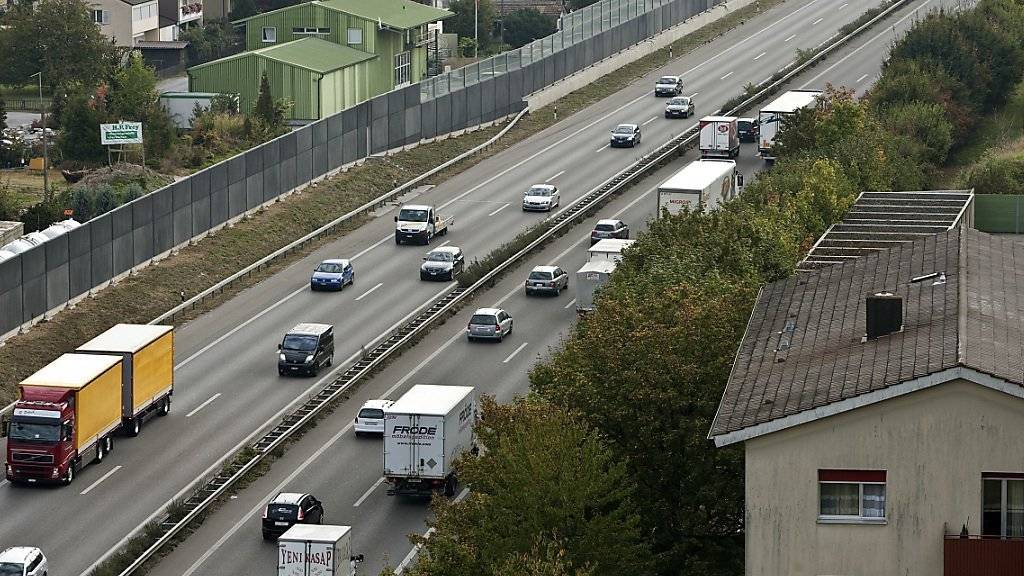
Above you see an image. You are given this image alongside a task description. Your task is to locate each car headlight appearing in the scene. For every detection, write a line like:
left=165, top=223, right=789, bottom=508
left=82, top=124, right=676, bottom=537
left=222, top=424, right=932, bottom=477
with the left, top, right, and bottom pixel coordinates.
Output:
left=305, top=354, right=314, bottom=363
left=279, top=353, right=286, bottom=361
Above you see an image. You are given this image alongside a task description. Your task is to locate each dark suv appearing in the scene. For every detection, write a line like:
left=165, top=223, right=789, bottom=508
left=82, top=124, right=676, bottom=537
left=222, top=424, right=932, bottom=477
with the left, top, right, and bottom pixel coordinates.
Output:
left=737, top=117, right=759, bottom=143
left=261, top=492, right=325, bottom=540
left=278, top=323, right=334, bottom=376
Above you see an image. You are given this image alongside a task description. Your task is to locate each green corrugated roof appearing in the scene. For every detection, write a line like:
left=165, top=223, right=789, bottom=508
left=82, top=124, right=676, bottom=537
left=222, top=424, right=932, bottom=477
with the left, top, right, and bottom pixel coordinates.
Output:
left=190, top=37, right=376, bottom=74
left=318, top=0, right=452, bottom=29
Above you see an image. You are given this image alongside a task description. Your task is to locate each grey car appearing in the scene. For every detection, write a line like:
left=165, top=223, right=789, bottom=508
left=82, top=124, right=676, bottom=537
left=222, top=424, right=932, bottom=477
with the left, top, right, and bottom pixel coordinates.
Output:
left=467, top=307, right=513, bottom=342
left=525, top=265, right=569, bottom=296
left=665, top=96, right=694, bottom=118
left=610, top=124, right=641, bottom=148
left=420, top=246, right=464, bottom=281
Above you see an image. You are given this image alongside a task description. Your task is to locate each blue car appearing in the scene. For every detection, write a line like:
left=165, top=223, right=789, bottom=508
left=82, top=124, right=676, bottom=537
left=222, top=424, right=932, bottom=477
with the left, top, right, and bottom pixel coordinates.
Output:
left=310, top=259, right=354, bottom=291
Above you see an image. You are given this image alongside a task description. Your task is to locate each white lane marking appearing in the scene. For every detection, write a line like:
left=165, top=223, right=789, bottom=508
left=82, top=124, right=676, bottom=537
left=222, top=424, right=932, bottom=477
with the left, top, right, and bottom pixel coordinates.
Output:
left=839, top=2, right=848, bottom=8
left=0, top=480, right=9, bottom=489
left=688, top=92, right=699, bottom=98
left=488, top=203, right=510, bottom=217
left=186, top=393, right=222, bottom=418
left=394, top=487, right=470, bottom=575
left=857, top=73, right=868, bottom=83
left=720, top=71, right=734, bottom=80
left=353, top=476, right=385, bottom=507
left=355, top=282, right=384, bottom=301
left=595, top=144, right=609, bottom=153
left=350, top=234, right=393, bottom=261
left=800, top=0, right=934, bottom=89
left=754, top=51, right=766, bottom=60
left=812, top=17, right=823, bottom=25
left=785, top=34, right=796, bottom=42
left=564, top=298, right=577, bottom=309
left=547, top=170, right=565, bottom=181
left=80, top=465, right=122, bottom=496
left=502, top=342, right=529, bottom=364
left=437, top=240, right=451, bottom=248
left=642, top=116, right=658, bottom=126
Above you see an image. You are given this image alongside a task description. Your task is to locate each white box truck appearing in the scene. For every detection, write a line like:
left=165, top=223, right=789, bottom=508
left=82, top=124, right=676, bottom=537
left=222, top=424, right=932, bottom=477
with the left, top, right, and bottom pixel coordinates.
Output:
left=384, top=385, right=477, bottom=498
left=757, top=89, right=822, bottom=161
left=278, top=524, right=361, bottom=576
left=588, top=239, right=636, bottom=263
left=699, top=116, right=740, bottom=159
left=656, top=159, right=741, bottom=217
left=576, top=260, right=616, bottom=313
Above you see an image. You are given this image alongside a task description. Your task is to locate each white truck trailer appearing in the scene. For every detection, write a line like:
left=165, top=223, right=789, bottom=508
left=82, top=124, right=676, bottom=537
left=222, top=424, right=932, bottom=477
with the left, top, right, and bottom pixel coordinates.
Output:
left=698, top=116, right=740, bottom=159
left=575, top=259, right=617, bottom=313
left=656, top=159, right=741, bottom=217
left=757, top=89, right=822, bottom=161
left=384, top=385, right=477, bottom=498
left=278, top=524, right=362, bottom=576
left=587, top=239, right=636, bottom=263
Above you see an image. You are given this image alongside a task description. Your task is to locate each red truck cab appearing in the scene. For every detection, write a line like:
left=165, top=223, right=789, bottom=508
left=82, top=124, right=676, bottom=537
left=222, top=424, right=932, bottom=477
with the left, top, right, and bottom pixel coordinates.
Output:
left=5, top=389, right=79, bottom=484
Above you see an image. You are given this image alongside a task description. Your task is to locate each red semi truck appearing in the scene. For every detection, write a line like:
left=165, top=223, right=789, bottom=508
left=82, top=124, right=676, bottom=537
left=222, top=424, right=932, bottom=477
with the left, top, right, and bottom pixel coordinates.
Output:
left=2, top=324, right=174, bottom=485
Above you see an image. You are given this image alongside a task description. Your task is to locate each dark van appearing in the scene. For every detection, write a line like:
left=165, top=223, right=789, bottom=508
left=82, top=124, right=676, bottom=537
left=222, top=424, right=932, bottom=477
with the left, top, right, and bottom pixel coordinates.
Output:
left=278, top=323, right=334, bottom=376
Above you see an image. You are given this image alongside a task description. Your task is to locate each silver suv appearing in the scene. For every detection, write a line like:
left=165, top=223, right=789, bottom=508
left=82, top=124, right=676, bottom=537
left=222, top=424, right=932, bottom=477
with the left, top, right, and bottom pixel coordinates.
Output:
left=525, top=265, right=569, bottom=296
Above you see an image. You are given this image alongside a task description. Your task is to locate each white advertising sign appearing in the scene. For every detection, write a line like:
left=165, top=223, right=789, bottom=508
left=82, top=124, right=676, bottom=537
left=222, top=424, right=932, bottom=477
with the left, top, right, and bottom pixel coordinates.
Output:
left=100, top=122, right=143, bottom=145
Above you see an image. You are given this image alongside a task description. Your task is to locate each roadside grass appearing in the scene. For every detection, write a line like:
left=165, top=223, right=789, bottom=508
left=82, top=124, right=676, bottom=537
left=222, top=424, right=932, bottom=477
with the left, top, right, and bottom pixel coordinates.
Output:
left=936, top=80, right=1024, bottom=186
left=0, top=0, right=790, bottom=408
left=0, top=170, right=66, bottom=210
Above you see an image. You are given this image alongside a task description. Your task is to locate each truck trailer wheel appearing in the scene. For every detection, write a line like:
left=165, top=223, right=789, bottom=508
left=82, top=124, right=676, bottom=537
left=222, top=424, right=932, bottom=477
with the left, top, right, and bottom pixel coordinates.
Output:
left=127, top=417, right=141, bottom=437
left=443, top=476, right=457, bottom=498
left=159, top=397, right=171, bottom=416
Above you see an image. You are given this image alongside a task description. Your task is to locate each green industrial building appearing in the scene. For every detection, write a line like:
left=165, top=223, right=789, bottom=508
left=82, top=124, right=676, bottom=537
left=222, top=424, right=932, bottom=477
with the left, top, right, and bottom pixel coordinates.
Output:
left=188, top=0, right=450, bottom=120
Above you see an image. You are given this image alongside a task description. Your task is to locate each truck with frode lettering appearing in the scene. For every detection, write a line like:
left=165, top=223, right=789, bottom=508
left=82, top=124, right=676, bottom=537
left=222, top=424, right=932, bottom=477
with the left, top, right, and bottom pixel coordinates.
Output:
left=383, top=385, right=476, bottom=498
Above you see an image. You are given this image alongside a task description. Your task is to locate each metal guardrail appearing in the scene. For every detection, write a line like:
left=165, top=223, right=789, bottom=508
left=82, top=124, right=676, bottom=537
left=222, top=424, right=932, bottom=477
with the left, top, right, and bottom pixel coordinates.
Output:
left=109, top=2, right=916, bottom=573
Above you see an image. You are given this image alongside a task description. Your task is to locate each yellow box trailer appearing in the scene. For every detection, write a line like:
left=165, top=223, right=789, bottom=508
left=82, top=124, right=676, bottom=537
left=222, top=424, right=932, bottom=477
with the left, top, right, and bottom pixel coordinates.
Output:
left=5, top=353, right=122, bottom=485
left=77, top=324, right=174, bottom=436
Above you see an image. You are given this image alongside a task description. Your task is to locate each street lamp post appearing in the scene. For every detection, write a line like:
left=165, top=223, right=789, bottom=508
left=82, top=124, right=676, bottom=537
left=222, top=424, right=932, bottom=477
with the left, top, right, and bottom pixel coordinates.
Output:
left=30, top=71, right=49, bottom=201
left=474, top=0, right=479, bottom=58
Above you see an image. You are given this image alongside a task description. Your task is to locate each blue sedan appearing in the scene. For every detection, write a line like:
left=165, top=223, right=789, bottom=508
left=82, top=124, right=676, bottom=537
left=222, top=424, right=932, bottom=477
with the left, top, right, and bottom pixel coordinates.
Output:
left=310, top=259, right=354, bottom=291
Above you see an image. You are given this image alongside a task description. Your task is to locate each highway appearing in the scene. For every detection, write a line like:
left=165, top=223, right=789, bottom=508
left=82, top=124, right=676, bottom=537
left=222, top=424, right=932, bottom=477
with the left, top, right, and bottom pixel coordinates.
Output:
left=140, top=0, right=956, bottom=573
left=0, top=0, right=908, bottom=573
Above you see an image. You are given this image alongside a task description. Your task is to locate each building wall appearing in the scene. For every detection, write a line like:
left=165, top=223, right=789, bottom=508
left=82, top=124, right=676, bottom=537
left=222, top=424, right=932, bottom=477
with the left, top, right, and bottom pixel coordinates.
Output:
left=189, top=55, right=320, bottom=120
left=318, top=58, right=372, bottom=117
left=744, top=379, right=1024, bottom=576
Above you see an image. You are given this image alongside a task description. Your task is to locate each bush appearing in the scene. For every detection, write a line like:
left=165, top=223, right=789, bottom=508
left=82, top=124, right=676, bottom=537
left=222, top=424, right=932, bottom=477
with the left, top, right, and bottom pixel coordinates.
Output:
left=959, top=151, right=1024, bottom=195
left=876, top=101, right=954, bottom=164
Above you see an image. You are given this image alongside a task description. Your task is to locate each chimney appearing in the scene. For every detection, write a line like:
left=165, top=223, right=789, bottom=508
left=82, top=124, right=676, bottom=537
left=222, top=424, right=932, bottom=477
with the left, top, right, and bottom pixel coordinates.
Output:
left=866, top=292, right=903, bottom=340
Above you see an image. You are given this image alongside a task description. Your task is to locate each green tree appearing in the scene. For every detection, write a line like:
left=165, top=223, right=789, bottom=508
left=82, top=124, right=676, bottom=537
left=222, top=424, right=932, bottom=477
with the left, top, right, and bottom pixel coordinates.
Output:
left=180, top=19, right=239, bottom=66
left=502, top=8, right=556, bottom=49
left=253, top=72, right=277, bottom=126
left=0, top=0, right=117, bottom=91
left=58, top=92, right=107, bottom=163
left=447, top=0, right=497, bottom=54
left=493, top=541, right=596, bottom=576
left=876, top=101, right=954, bottom=165
left=248, top=72, right=288, bottom=139
left=959, top=152, right=1024, bottom=196
left=108, top=52, right=159, bottom=121
left=407, top=397, right=651, bottom=576
left=228, top=0, right=257, bottom=20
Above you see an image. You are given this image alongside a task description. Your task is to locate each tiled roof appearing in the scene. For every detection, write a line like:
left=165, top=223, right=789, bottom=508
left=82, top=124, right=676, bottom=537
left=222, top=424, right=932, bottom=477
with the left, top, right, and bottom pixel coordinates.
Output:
left=710, top=227, right=1024, bottom=440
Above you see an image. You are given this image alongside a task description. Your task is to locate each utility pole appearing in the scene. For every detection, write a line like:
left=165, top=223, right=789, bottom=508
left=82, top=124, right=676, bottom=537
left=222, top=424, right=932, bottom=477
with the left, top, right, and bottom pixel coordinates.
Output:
left=30, top=71, right=49, bottom=203
left=474, top=0, right=479, bottom=58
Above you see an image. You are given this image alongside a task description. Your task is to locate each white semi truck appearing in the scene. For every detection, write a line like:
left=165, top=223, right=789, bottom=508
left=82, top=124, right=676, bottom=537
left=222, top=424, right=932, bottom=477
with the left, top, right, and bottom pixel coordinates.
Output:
left=575, top=259, right=617, bottom=314
left=384, top=385, right=477, bottom=498
left=757, top=89, right=823, bottom=161
left=278, top=525, right=363, bottom=576
left=656, top=159, right=742, bottom=217
left=698, top=116, right=740, bottom=159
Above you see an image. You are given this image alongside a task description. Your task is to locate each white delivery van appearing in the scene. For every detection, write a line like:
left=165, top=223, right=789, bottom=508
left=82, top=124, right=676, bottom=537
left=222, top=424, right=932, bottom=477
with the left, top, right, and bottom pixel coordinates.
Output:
left=575, top=259, right=617, bottom=313
left=698, top=116, right=739, bottom=159
left=587, top=239, right=636, bottom=263
left=656, top=159, right=741, bottom=217
left=278, top=524, right=361, bottom=576
left=757, top=89, right=822, bottom=161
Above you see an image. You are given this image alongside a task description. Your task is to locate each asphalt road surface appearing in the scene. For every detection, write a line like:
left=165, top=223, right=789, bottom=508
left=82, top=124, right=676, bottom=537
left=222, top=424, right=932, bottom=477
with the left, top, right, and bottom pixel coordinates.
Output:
left=0, top=0, right=931, bottom=573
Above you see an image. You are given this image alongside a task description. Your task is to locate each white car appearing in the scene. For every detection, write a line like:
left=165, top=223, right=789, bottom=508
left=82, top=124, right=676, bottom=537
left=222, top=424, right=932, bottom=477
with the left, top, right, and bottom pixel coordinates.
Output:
left=522, top=184, right=560, bottom=212
left=354, top=399, right=394, bottom=436
left=0, top=547, right=47, bottom=576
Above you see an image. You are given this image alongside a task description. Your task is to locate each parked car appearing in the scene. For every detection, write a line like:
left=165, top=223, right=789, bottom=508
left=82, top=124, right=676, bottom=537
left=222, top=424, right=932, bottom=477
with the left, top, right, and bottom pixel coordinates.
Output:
left=737, top=117, right=759, bottom=142
left=665, top=96, right=695, bottom=118
left=354, top=399, right=394, bottom=436
left=525, top=265, right=569, bottom=296
left=278, top=323, right=334, bottom=377
left=310, top=259, right=354, bottom=291
left=590, top=219, right=630, bottom=245
left=655, top=75, right=683, bottom=96
left=0, top=547, right=47, bottom=576
left=420, top=246, right=464, bottom=281
left=467, top=308, right=514, bottom=342
left=610, top=124, right=641, bottom=148
left=522, top=184, right=560, bottom=212
left=261, top=493, right=325, bottom=540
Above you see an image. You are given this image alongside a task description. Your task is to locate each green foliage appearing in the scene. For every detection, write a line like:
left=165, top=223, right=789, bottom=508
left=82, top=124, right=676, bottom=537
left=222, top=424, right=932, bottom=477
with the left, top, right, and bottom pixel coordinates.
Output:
left=407, top=397, right=650, bottom=576
left=247, top=72, right=288, bottom=139
left=566, top=0, right=600, bottom=9
left=876, top=101, right=953, bottom=164
left=58, top=93, right=107, bottom=163
left=457, top=220, right=555, bottom=288
left=0, top=95, right=6, bottom=129
left=458, top=37, right=477, bottom=58
left=180, top=20, right=239, bottom=66
left=0, top=0, right=117, bottom=91
left=958, top=151, right=1024, bottom=195
left=69, top=182, right=145, bottom=220
left=447, top=0, right=497, bottom=53
left=228, top=0, right=257, bottom=20
left=502, top=8, right=556, bottom=49
left=492, top=541, right=596, bottom=576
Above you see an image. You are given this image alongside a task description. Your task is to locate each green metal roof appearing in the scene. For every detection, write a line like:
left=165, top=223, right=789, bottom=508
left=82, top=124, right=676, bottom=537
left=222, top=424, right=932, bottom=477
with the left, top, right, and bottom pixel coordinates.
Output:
left=317, top=0, right=452, bottom=29
left=190, top=37, right=376, bottom=75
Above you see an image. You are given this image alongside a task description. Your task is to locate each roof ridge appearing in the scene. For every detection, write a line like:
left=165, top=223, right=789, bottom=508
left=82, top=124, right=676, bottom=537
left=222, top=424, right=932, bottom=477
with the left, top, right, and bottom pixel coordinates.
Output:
left=957, top=226, right=967, bottom=367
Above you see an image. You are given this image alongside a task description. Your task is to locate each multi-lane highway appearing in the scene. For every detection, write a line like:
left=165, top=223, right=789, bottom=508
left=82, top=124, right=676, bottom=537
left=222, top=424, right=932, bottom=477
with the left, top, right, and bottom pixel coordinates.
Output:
left=0, top=0, right=931, bottom=573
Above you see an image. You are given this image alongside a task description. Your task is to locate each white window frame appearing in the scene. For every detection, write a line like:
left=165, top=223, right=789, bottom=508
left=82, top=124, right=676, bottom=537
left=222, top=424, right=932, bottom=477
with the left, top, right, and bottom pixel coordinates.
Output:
left=393, top=51, right=411, bottom=88
left=262, top=26, right=277, bottom=43
left=92, top=9, right=110, bottom=24
left=292, top=27, right=329, bottom=36
left=817, top=470, right=887, bottom=525
left=982, top=475, right=1024, bottom=538
left=346, top=26, right=362, bottom=45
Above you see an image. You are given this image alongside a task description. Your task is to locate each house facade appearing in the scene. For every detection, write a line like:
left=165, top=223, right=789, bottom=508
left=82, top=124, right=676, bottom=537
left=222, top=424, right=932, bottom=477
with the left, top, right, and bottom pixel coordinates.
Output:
left=91, top=0, right=160, bottom=45
left=711, top=195, right=1024, bottom=576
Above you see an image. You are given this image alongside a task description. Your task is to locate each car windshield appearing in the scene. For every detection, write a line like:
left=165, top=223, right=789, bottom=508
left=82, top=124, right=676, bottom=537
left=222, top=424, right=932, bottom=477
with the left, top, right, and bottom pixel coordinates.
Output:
left=398, top=208, right=429, bottom=222
left=426, top=252, right=453, bottom=262
left=595, top=223, right=616, bottom=232
left=670, top=98, right=689, bottom=105
left=0, top=563, right=24, bottom=576
left=316, top=263, right=344, bottom=273
left=528, top=271, right=553, bottom=280
left=282, top=335, right=318, bottom=351
left=470, top=314, right=497, bottom=325
left=9, top=420, right=59, bottom=442
left=613, top=126, right=634, bottom=134
left=527, top=187, right=552, bottom=197
left=658, top=76, right=677, bottom=84
left=738, top=120, right=752, bottom=129
left=358, top=408, right=385, bottom=419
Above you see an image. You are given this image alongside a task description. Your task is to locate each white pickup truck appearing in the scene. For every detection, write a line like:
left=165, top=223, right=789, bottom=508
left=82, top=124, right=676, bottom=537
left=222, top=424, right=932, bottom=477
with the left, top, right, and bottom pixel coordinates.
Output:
left=394, top=204, right=453, bottom=245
